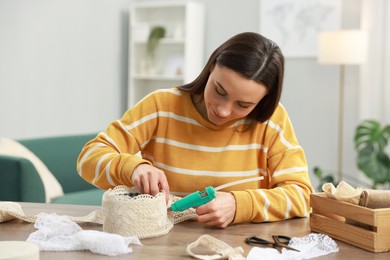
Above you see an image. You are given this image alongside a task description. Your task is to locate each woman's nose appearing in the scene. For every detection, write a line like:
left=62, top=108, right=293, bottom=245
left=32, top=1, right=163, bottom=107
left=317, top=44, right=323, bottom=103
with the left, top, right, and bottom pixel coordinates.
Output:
left=215, top=102, right=232, bottom=118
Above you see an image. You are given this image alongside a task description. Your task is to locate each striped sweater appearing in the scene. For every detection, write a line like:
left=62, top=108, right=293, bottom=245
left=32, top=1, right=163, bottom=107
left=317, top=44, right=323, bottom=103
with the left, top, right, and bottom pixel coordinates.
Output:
left=77, top=88, right=313, bottom=224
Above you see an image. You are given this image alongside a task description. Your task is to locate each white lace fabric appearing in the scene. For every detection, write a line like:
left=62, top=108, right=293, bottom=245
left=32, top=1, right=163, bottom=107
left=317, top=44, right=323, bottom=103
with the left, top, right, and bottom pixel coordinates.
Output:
left=26, top=214, right=142, bottom=256
left=0, top=185, right=198, bottom=256
left=246, top=233, right=339, bottom=260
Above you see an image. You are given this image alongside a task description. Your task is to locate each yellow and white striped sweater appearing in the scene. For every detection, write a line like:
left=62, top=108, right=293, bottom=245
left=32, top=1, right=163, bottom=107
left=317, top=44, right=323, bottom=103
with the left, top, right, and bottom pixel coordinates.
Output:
left=77, top=88, right=313, bottom=224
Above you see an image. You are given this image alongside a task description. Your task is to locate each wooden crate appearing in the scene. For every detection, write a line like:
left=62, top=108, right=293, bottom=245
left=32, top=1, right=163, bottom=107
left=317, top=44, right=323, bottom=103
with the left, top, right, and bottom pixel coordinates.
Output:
left=310, top=193, right=390, bottom=253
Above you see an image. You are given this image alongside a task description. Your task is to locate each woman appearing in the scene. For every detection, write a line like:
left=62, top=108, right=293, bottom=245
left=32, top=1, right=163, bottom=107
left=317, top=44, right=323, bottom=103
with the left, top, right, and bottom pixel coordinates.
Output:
left=77, top=32, right=313, bottom=228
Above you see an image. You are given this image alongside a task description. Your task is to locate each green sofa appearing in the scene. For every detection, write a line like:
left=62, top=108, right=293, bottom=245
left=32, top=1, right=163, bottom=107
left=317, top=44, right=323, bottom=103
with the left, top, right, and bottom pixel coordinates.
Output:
left=0, top=133, right=104, bottom=205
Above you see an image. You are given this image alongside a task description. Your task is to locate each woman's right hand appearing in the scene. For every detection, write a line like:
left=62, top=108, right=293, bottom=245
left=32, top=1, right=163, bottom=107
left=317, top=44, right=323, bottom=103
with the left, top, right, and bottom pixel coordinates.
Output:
left=131, top=163, right=170, bottom=203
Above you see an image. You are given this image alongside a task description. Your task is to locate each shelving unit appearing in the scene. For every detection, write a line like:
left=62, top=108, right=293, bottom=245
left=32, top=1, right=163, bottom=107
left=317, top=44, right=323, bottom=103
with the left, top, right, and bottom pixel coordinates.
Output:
left=128, top=1, right=205, bottom=107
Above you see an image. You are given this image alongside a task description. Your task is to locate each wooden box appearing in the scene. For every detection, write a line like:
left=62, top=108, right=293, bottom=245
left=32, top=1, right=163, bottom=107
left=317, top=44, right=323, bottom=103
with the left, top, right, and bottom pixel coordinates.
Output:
left=310, top=193, right=390, bottom=253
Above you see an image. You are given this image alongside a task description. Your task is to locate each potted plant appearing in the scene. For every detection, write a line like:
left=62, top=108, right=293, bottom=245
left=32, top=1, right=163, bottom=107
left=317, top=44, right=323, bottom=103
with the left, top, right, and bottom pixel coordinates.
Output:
left=313, top=167, right=337, bottom=192
left=313, top=119, right=389, bottom=191
left=354, top=119, right=390, bottom=189
left=147, top=26, right=166, bottom=63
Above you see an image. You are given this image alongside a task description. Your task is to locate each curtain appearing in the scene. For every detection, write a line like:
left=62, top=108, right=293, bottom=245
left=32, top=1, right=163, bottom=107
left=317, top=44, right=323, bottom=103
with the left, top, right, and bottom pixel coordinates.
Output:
left=360, top=0, right=390, bottom=124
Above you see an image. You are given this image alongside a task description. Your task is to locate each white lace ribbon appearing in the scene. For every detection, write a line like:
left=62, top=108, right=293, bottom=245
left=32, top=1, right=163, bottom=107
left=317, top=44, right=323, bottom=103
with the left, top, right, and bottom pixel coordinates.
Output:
left=0, top=186, right=196, bottom=227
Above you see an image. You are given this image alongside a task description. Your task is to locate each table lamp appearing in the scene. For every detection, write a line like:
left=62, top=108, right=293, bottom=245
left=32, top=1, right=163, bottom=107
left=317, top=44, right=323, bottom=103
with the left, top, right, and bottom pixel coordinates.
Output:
left=318, top=30, right=367, bottom=181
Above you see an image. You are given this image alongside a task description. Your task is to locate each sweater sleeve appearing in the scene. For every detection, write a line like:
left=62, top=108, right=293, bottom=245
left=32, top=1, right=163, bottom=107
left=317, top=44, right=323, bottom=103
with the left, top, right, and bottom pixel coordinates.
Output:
left=231, top=105, right=313, bottom=223
left=76, top=95, right=157, bottom=190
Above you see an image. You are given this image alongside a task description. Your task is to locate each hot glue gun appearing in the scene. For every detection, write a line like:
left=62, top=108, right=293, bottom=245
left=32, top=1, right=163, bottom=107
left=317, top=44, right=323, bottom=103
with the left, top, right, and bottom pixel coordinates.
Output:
left=168, top=186, right=216, bottom=212
left=167, top=176, right=264, bottom=212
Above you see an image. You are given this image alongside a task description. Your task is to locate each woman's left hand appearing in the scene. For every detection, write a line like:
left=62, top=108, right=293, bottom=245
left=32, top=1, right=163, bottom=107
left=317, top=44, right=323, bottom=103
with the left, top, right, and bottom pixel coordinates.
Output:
left=195, top=191, right=236, bottom=228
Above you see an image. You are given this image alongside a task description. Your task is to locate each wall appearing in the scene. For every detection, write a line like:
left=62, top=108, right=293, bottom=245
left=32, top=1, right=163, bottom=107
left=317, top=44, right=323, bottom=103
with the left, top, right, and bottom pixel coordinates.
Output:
left=0, top=0, right=132, bottom=139
left=0, top=0, right=365, bottom=189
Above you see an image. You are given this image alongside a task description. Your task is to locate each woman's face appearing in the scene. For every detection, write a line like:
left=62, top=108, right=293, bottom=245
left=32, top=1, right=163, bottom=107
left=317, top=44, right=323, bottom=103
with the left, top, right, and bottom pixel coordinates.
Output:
left=203, top=64, right=268, bottom=126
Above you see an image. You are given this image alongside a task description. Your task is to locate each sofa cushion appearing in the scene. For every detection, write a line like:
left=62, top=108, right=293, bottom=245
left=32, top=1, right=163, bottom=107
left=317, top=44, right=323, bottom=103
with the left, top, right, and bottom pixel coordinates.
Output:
left=19, top=134, right=97, bottom=194
left=51, top=188, right=105, bottom=206
left=0, top=138, right=64, bottom=202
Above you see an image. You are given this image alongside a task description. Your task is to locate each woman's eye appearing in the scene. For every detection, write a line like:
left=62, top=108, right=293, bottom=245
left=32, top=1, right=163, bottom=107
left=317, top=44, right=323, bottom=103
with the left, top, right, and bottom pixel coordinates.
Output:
left=238, top=103, right=250, bottom=109
left=215, top=87, right=225, bottom=96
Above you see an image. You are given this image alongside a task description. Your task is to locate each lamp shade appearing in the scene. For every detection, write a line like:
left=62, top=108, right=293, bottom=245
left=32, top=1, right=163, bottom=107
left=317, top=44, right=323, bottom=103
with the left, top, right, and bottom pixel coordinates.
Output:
left=318, top=30, right=367, bottom=64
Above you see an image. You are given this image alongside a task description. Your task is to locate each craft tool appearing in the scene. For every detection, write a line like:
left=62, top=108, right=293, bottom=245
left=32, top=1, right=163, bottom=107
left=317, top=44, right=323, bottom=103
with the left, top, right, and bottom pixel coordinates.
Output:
left=167, top=176, right=264, bottom=212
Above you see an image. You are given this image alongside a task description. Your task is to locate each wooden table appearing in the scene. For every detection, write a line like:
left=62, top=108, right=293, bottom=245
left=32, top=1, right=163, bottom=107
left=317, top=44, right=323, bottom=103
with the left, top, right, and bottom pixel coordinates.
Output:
left=1, top=202, right=389, bottom=259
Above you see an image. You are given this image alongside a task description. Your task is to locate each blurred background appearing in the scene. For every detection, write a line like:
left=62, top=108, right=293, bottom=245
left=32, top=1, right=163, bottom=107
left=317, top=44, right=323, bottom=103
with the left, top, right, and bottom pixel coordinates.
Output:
left=0, top=0, right=389, bottom=190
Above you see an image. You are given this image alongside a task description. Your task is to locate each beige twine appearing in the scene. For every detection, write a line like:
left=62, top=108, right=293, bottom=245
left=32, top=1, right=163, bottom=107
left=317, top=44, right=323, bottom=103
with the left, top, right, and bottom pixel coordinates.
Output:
left=0, top=185, right=196, bottom=239
left=186, top=234, right=245, bottom=260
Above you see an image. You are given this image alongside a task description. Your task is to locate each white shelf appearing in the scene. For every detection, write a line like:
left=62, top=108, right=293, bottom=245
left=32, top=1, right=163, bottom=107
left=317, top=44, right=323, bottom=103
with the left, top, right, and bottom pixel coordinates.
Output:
left=133, top=38, right=185, bottom=45
left=128, top=1, right=205, bottom=107
left=133, top=74, right=184, bottom=81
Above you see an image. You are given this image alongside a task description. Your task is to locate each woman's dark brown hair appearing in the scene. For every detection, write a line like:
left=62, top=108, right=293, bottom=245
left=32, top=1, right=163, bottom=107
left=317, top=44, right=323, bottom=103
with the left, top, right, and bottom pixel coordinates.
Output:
left=179, top=32, right=284, bottom=123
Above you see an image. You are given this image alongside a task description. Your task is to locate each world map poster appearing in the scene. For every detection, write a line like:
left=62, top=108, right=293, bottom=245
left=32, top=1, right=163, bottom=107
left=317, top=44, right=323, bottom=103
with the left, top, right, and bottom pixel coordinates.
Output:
left=259, top=0, right=341, bottom=57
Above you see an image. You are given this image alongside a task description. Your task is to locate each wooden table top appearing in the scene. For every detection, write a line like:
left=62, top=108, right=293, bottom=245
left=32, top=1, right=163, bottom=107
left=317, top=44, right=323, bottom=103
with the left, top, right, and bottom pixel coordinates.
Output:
left=0, top=202, right=389, bottom=259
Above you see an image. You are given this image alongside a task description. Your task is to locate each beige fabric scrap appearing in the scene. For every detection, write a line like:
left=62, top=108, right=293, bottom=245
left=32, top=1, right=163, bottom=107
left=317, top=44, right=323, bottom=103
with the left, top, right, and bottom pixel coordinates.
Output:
left=359, top=189, right=390, bottom=209
left=322, top=181, right=363, bottom=205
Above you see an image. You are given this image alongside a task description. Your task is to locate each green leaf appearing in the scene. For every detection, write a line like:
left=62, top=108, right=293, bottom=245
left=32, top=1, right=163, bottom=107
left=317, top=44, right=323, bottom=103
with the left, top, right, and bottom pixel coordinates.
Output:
left=147, top=26, right=166, bottom=59
left=354, top=119, right=390, bottom=186
left=354, top=120, right=388, bottom=152
left=313, top=167, right=322, bottom=179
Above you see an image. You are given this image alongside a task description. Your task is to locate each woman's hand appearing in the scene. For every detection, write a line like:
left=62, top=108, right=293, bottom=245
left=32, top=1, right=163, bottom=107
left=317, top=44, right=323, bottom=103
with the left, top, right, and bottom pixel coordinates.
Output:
left=131, top=163, right=170, bottom=203
left=195, top=191, right=236, bottom=228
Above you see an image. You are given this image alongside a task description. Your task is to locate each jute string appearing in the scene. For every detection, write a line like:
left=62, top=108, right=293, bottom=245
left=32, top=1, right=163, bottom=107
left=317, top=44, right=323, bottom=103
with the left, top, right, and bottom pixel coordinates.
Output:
left=186, top=235, right=245, bottom=260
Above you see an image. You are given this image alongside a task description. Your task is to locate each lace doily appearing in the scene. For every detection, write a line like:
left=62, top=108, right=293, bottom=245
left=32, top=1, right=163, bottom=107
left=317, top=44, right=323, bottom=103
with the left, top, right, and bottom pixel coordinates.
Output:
left=246, top=233, right=339, bottom=260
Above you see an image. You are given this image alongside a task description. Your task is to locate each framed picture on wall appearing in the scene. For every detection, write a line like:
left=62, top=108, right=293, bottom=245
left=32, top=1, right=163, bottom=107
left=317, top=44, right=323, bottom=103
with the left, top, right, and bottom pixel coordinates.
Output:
left=259, top=0, right=341, bottom=58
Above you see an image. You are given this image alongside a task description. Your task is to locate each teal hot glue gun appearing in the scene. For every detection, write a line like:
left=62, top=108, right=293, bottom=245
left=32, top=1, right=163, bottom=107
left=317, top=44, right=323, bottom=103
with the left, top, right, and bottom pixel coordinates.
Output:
left=167, top=176, right=264, bottom=212
left=168, top=186, right=216, bottom=212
